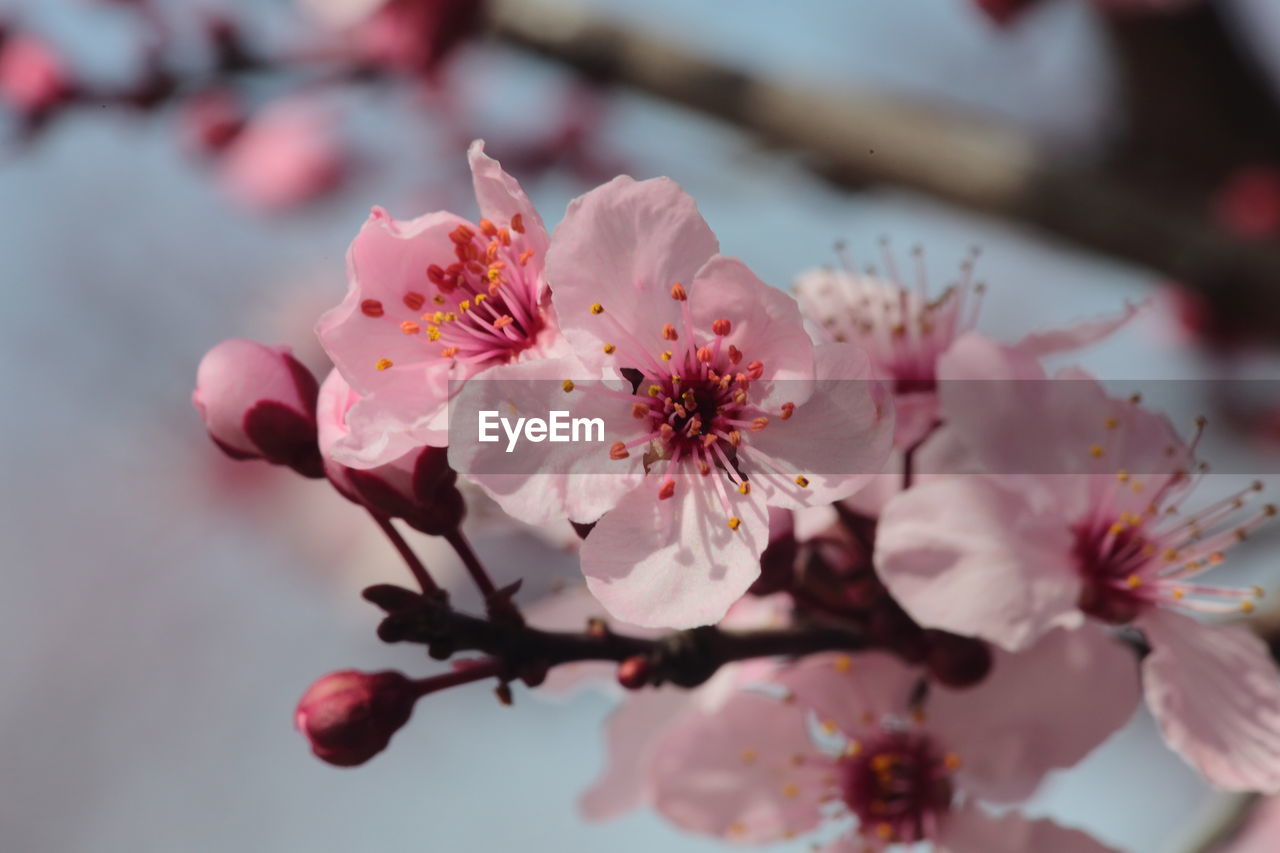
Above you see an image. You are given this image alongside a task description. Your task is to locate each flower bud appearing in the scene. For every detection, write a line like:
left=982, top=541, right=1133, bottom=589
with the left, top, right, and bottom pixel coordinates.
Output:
left=192, top=338, right=323, bottom=477
left=617, top=655, right=651, bottom=690
left=317, top=369, right=465, bottom=534
left=295, top=669, right=419, bottom=767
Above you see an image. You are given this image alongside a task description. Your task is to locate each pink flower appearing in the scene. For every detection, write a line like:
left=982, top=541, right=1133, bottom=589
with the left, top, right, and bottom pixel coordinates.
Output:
left=458, top=177, right=893, bottom=628
left=795, top=256, right=1140, bottom=447
left=192, top=338, right=323, bottom=477
left=875, top=334, right=1280, bottom=791
left=646, top=628, right=1134, bottom=850
left=317, top=140, right=558, bottom=467
left=317, top=369, right=464, bottom=534
left=300, top=0, right=481, bottom=76
left=219, top=100, right=347, bottom=212
left=0, top=34, right=71, bottom=116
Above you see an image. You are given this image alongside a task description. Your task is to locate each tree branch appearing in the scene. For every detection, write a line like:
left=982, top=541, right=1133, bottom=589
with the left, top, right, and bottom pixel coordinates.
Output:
left=363, top=583, right=868, bottom=688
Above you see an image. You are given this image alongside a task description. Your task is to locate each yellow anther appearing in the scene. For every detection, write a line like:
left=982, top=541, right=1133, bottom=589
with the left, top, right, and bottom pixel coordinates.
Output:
left=738, top=482, right=751, bottom=495
left=603, top=343, right=616, bottom=354
left=426, top=327, right=441, bottom=342
left=1242, top=600, right=1256, bottom=614
left=1172, top=588, right=1185, bottom=600
left=459, top=299, right=471, bottom=312
left=875, top=823, right=894, bottom=841
left=1117, top=470, right=1130, bottom=483
left=474, top=293, right=487, bottom=304
left=820, top=720, right=838, bottom=735
left=647, top=384, right=662, bottom=397
left=1126, top=575, right=1142, bottom=589
left=1089, top=444, right=1104, bottom=458
left=562, top=380, right=575, bottom=393
left=433, top=294, right=446, bottom=304
left=944, top=753, right=962, bottom=771
left=727, top=517, right=742, bottom=531
left=794, top=475, right=810, bottom=488
left=1104, top=417, right=1119, bottom=429
left=843, top=740, right=862, bottom=757
left=833, top=655, right=852, bottom=673
left=781, top=783, right=799, bottom=799
left=740, top=748, right=757, bottom=765
left=375, top=358, right=393, bottom=371
left=590, top=303, right=604, bottom=315
left=661, top=350, right=673, bottom=361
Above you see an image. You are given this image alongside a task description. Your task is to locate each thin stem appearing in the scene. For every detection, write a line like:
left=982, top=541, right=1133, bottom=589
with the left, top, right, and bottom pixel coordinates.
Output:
left=410, top=658, right=505, bottom=697
left=444, top=529, right=499, bottom=600
left=370, top=513, right=440, bottom=595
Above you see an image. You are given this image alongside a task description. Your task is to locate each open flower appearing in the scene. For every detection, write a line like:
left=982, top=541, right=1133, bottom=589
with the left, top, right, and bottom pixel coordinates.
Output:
left=318, top=140, right=559, bottom=466
left=456, top=177, right=893, bottom=628
left=795, top=253, right=1140, bottom=447
left=875, top=333, right=1280, bottom=791
left=647, top=628, right=1134, bottom=851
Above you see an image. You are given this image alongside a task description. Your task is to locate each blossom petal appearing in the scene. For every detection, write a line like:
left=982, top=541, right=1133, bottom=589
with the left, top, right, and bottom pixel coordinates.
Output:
left=745, top=343, right=894, bottom=510
left=329, top=359, right=453, bottom=465
left=929, top=623, right=1139, bottom=802
left=1011, top=299, right=1146, bottom=358
left=1140, top=609, right=1280, bottom=792
left=875, top=477, right=1084, bottom=651
left=580, top=473, right=769, bottom=628
left=546, top=176, right=718, bottom=373
left=318, top=207, right=472, bottom=396
left=939, top=805, right=1122, bottom=853
left=447, top=356, right=643, bottom=525
left=772, top=651, right=921, bottom=738
left=467, top=140, right=550, bottom=267
left=647, top=684, right=830, bottom=843
left=579, top=687, right=691, bottom=820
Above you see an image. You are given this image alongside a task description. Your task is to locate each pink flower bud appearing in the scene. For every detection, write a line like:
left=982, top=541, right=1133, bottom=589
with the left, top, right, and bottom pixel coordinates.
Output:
left=302, top=0, right=482, bottom=77
left=0, top=34, right=72, bottom=116
left=192, top=338, right=323, bottom=477
left=294, top=670, right=419, bottom=766
left=219, top=100, right=347, bottom=212
left=317, top=369, right=465, bottom=534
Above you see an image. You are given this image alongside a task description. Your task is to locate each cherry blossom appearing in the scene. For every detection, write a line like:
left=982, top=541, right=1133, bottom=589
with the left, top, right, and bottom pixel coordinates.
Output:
left=318, top=140, right=560, bottom=466
left=647, top=630, right=1134, bottom=850
left=875, top=333, right=1280, bottom=791
left=457, top=176, right=894, bottom=628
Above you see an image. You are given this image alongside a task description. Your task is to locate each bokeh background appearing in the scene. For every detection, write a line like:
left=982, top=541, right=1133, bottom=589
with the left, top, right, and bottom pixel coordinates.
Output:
left=8, top=0, right=1280, bottom=850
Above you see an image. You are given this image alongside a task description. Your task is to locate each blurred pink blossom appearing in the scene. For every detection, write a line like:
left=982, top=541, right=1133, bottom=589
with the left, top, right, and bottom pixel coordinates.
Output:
left=0, top=34, right=71, bottom=116
left=300, top=0, right=481, bottom=77
left=219, top=100, right=348, bottom=212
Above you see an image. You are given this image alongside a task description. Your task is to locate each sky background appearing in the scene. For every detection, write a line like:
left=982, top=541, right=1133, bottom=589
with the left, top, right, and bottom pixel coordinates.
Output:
left=6, top=0, right=1280, bottom=851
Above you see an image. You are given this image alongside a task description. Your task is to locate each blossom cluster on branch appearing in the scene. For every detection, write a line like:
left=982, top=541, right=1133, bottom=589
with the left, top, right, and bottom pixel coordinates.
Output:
left=191, top=141, right=1280, bottom=852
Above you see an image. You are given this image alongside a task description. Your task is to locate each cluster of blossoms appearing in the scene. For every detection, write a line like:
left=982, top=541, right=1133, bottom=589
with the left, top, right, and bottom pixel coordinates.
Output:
left=194, top=142, right=1280, bottom=851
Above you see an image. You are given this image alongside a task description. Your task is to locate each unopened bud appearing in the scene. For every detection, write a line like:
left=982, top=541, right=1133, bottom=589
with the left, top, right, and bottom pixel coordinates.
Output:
left=192, top=338, right=322, bottom=477
left=617, top=655, right=651, bottom=689
left=294, top=670, right=419, bottom=767
left=0, top=34, right=72, bottom=117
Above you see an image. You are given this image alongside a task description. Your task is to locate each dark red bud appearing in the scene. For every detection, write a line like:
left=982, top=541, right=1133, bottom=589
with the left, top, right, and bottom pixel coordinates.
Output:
left=294, top=670, right=419, bottom=767
left=617, top=655, right=651, bottom=689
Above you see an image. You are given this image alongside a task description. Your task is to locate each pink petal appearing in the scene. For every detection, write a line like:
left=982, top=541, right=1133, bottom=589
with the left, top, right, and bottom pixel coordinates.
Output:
left=772, top=651, right=921, bottom=737
left=467, top=140, right=550, bottom=269
left=546, top=176, right=718, bottom=373
left=328, top=359, right=453, bottom=466
left=875, top=477, right=1084, bottom=651
left=579, top=687, right=692, bottom=820
left=938, top=805, right=1122, bottom=853
left=446, top=356, right=643, bottom=525
left=1011, top=300, right=1146, bottom=358
left=929, top=623, right=1140, bottom=802
left=317, top=207, right=472, bottom=397
left=580, top=473, right=769, bottom=628
left=687, top=255, right=815, bottom=386
left=745, top=343, right=894, bottom=510
left=647, top=685, right=830, bottom=843
left=1140, top=609, right=1280, bottom=792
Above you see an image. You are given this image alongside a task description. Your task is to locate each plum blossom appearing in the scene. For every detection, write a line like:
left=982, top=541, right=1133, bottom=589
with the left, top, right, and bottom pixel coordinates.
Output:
left=458, top=177, right=893, bottom=628
left=299, top=0, right=480, bottom=77
left=647, top=629, right=1135, bottom=851
left=795, top=249, right=1140, bottom=447
left=875, top=334, right=1280, bottom=791
left=318, top=140, right=559, bottom=466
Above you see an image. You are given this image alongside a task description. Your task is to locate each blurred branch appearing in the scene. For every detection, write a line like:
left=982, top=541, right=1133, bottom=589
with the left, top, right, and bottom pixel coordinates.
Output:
left=486, top=0, right=1280, bottom=343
